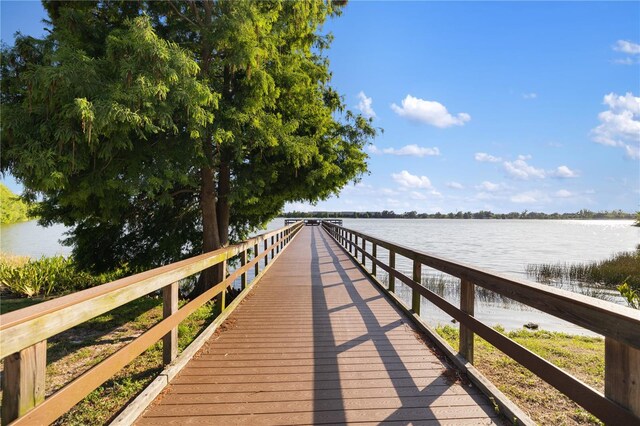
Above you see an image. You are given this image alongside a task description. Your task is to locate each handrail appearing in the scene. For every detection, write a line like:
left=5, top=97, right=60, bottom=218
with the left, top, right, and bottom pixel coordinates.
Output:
left=0, top=221, right=304, bottom=425
left=322, top=222, right=640, bottom=425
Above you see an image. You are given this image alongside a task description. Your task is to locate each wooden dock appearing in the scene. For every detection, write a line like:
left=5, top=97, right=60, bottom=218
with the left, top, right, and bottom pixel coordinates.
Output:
left=2, top=221, right=637, bottom=425
left=136, top=226, right=500, bottom=425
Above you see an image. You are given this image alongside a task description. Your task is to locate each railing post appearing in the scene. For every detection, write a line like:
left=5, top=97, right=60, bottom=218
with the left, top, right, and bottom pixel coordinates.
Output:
left=459, top=279, right=475, bottom=363
left=354, top=235, right=358, bottom=256
left=349, top=233, right=353, bottom=253
left=412, top=259, right=421, bottom=315
left=162, top=282, right=179, bottom=366
left=605, top=338, right=640, bottom=417
left=372, top=243, right=377, bottom=277
left=220, top=260, right=228, bottom=311
left=264, top=240, right=268, bottom=266
left=1, top=340, right=46, bottom=424
left=254, top=243, right=259, bottom=277
left=389, top=250, right=396, bottom=292
left=271, top=235, right=275, bottom=258
left=361, top=238, right=366, bottom=266
left=276, top=233, right=280, bottom=254
left=240, top=248, right=247, bottom=290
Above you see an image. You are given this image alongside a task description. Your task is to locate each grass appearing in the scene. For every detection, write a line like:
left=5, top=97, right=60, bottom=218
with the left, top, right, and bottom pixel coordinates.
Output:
left=436, top=325, right=605, bottom=426
left=0, top=293, right=224, bottom=425
left=0, top=296, right=47, bottom=313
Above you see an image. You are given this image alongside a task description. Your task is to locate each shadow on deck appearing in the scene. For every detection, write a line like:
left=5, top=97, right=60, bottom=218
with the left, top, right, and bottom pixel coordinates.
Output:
left=136, top=226, right=500, bottom=425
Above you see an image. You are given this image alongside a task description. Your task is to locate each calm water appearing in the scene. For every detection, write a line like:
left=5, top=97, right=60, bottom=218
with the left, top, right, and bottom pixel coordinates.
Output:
left=0, top=220, right=72, bottom=258
left=2, top=218, right=638, bottom=334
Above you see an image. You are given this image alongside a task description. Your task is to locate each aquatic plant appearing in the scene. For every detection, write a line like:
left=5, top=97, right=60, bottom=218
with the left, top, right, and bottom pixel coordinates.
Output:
left=526, top=248, right=640, bottom=288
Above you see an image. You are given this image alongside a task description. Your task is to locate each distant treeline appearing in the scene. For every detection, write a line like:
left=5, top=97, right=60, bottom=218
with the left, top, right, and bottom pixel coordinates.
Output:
left=281, top=209, right=636, bottom=220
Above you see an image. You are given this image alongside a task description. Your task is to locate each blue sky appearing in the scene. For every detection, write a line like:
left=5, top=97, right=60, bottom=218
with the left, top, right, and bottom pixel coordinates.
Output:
left=2, top=1, right=639, bottom=214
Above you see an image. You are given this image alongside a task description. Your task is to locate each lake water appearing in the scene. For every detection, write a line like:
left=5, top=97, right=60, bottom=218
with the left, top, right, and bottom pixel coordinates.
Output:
left=0, top=220, right=72, bottom=258
left=2, top=218, right=638, bottom=334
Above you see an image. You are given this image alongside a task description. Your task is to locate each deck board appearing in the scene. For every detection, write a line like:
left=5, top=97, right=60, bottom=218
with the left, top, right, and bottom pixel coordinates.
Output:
left=137, top=226, right=500, bottom=425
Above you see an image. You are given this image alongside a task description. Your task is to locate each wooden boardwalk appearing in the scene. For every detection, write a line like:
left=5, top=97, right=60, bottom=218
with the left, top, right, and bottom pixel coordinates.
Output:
left=137, top=226, right=501, bottom=425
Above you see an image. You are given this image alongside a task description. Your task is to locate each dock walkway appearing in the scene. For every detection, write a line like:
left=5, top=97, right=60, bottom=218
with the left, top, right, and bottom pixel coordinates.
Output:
left=137, top=226, right=499, bottom=425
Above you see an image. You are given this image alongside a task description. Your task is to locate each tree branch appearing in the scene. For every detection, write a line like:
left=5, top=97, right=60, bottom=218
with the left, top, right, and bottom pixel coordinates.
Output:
left=170, top=188, right=198, bottom=197
left=168, top=1, right=198, bottom=28
left=188, top=1, right=203, bottom=26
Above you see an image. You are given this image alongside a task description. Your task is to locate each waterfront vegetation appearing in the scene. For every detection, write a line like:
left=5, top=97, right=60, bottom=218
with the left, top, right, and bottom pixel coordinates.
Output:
left=526, top=245, right=640, bottom=308
left=436, top=325, right=604, bottom=426
left=0, top=254, right=130, bottom=299
left=0, top=183, right=30, bottom=224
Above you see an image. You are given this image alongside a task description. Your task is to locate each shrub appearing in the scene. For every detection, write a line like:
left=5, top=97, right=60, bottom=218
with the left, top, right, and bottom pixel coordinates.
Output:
left=0, top=255, right=130, bottom=298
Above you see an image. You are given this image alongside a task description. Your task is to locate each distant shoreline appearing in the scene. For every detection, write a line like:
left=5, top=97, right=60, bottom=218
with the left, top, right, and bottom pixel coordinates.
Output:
left=280, top=210, right=636, bottom=221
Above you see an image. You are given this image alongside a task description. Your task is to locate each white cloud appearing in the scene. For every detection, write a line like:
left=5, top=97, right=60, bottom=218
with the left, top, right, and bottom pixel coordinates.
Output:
left=510, top=190, right=551, bottom=204
left=392, top=170, right=433, bottom=189
left=476, top=192, right=498, bottom=201
left=604, top=92, right=640, bottom=113
left=391, top=95, right=470, bottom=128
left=356, top=91, right=376, bottom=118
left=447, top=181, right=464, bottom=189
left=613, top=40, right=640, bottom=55
left=368, top=144, right=440, bottom=157
left=383, top=144, right=440, bottom=157
left=552, top=165, right=579, bottom=178
left=475, top=152, right=502, bottom=163
left=410, top=191, right=428, bottom=200
left=511, top=193, right=538, bottom=203
left=591, top=92, right=640, bottom=159
left=503, top=157, right=546, bottom=180
left=554, top=189, right=573, bottom=198
left=476, top=181, right=501, bottom=192
left=522, top=93, right=538, bottom=100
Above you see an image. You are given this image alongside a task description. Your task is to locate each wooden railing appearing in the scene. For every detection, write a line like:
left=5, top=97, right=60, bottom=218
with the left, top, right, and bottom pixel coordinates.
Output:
left=0, top=221, right=304, bottom=425
left=322, top=222, right=640, bottom=425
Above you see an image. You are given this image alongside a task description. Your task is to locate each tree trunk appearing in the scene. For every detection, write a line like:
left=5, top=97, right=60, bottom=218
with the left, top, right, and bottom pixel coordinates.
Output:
left=190, top=162, right=222, bottom=298
left=217, top=159, right=231, bottom=246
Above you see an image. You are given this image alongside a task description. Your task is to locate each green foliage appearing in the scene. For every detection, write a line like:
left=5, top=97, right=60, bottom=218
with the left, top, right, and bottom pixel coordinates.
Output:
left=2, top=1, right=375, bottom=277
left=0, top=183, right=31, bottom=224
left=618, top=282, right=640, bottom=309
left=635, top=212, right=640, bottom=227
left=0, top=255, right=130, bottom=298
